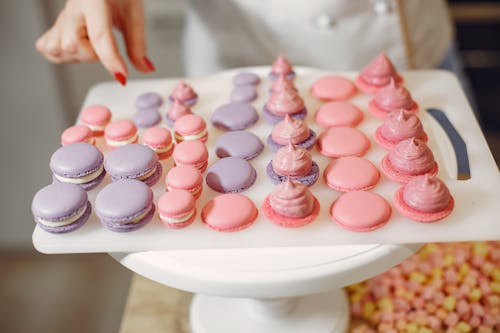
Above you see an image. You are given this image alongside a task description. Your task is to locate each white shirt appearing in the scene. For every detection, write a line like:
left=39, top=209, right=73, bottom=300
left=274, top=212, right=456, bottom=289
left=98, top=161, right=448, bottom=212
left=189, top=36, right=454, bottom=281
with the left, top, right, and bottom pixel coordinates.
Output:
left=182, top=0, right=453, bottom=76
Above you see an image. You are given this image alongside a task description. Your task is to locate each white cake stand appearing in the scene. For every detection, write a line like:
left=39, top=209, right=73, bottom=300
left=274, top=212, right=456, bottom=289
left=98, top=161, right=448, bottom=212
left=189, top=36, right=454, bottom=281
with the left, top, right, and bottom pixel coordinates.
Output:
left=112, top=244, right=421, bottom=332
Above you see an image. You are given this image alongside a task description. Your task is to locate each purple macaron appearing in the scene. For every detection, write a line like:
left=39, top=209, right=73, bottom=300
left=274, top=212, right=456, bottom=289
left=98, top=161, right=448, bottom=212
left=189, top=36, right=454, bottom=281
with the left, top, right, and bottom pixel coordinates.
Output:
left=215, top=131, right=264, bottom=160
left=133, top=108, right=162, bottom=128
left=230, top=86, right=258, bottom=103
left=104, top=144, right=162, bottom=186
left=95, top=180, right=155, bottom=232
left=232, top=72, right=261, bottom=86
left=211, top=102, right=259, bottom=131
left=266, top=161, right=319, bottom=187
left=135, top=92, right=163, bottom=110
left=32, top=182, right=91, bottom=233
left=50, top=142, right=106, bottom=191
left=206, top=157, right=257, bottom=193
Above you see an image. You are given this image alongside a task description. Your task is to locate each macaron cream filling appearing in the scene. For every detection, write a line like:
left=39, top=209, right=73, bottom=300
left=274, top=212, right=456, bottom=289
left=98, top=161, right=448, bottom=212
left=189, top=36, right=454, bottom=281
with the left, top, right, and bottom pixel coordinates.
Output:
left=113, top=204, right=153, bottom=224
left=148, top=142, right=173, bottom=154
left=175, top=129, right=207, bottom=142
left=106, top=133, right=138, bottom=146
left=53, top=165, right=104, bottom=184
left=159, top=210, right=195, bottom=224
left=36, top=204, right=87, bottom=227
left=136, top=165, right=158, bottom=181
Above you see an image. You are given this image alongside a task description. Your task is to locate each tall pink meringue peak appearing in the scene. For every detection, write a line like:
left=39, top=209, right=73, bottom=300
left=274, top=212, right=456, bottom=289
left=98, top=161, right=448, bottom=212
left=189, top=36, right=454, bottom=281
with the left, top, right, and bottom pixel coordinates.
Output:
left=171, top=81, right=197, bottom=101
left=272, top=115, right=310, bottom=145
left=271, top=73, right=297, bottom=93
left=272, top=143, right=312, bottom=177
left=403, top=174, right=452, bottom=213
left=167, top=100, right=192, bottom=121
left=271, top=54, right=293, bottom=75
left=266, top=86, right=305, bottom=116
left=356, top=52, right=403, bottom=93
left=269, top=177, right=315, bottom=218
left=369, top=78, right=418, bottom=117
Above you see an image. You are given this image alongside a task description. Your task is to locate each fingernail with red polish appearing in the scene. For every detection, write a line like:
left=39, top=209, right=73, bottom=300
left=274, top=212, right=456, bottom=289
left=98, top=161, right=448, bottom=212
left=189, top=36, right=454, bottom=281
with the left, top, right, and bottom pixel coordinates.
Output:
left=143, top=56, right=156, bottom=71
left=114, top=72, right=127, bottom=86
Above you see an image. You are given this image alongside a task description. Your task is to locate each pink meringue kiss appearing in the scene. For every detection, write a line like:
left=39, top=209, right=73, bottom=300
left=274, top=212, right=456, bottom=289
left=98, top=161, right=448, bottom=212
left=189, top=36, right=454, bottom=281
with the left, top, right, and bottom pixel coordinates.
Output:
left=262, top=178, right=320, bottom=228
left=169, top=81, right=198, bottom=106
left=356, top=52, right=404, bottom=94
left=269, top=54, right=295, bottom=80
left=268, top=115, right=316, bottom=151
left=165, top=100, right=193, bottom=127
left=267, top=143, right=319, bottom=186
left=394, top=174, right=454, bottom=223
left=375, top=110, right=427, bottom=150
left=368, top=79, right=418, bottom=118
left=266, top=86, right=306, bottom=117
left=381, top=138, right=438, bottom=184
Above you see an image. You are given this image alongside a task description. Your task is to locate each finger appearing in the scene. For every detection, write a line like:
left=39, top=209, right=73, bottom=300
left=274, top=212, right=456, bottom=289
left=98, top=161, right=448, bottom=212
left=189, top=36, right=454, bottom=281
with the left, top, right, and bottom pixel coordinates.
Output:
left=61, top=10, right=98, bottom=62
left=35, top=12, right=65, bottom=63
left=82, top=0, right=128, bottom=83
left=122, top=0, right=154, bottom=72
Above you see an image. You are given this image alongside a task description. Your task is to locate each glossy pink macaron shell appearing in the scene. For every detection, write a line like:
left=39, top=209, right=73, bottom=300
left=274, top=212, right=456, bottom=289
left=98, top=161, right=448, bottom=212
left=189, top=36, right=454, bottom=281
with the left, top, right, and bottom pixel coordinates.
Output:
left=262, top=195, right=320, bottom=228
left=324, top=156, right=380, bottom=192
left=174, top=114, right=208, bottom=143
left=80, top=105, right=112, bottom=135
left=393, top=186, right=454, bottom=223
left=61, top=125, right=94, bottom=146
left=157, top=189, right=196, bottom=229
left=201, top=194, right=258, bottom=232
left=166, top=165, right=203, bottom=199
left=173, top=140, right=209, bottom=172
left=142, top=127, right=174, bottom=159
left=315, top=101, right=364, bottom=128
left=105, top=119, right=138, bottom=146
left=311, top=75, right=358, bottom=101
left=317, top=127, right=371, bottom=158
left=330, top=191, right=392, bottom=232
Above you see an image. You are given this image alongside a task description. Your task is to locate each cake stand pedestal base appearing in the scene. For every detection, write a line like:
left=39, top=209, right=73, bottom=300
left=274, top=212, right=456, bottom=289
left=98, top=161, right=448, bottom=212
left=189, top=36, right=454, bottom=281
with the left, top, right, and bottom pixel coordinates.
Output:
left=190, top=289, right=349, bottom=333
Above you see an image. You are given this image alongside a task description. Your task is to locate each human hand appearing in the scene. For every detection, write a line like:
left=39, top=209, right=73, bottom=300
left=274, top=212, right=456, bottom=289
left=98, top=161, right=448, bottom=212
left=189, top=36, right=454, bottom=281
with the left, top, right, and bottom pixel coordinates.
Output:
left=35, top=0, right=154, bottom=85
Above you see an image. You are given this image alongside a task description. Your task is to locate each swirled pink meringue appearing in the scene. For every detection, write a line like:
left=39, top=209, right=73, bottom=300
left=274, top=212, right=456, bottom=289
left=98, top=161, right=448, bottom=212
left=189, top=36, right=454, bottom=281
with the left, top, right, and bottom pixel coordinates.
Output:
left=269, top=178, right=314, bottom=218
left=380, top=110, right=425, bottom=142
left=271, top=54, right=293, bottom=75
left=272, top=143, right=312, bottom=177
left=403, top=174, right=451, bottom=213
left=359, top=52, right=399, bottom=86
left=272, top=115, right=310, bottom=145
left=373, top=79, right=416, bottom=112
left=266, top=86, right=305, bottom=116
left=168, top=100, right=192, bottom=121
left=271, top=74, right=297, bottom=93
left=388, top=138, right=435, bottom=174
left=172, top=81, right=197, bottom=101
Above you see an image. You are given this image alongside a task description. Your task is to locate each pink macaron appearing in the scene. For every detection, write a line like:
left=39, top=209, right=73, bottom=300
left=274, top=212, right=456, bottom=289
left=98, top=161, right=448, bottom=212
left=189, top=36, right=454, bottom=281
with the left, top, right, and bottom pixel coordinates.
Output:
left=315, top=101, right=364, bottom=128
left=79, top=105, right=112, bottom=136
left=330, top=191, right=392, bottom=232
left=104, top=120, right=138, bottom=149
left=310, top=75, right=358, bottom=101
left=201, top=193, right=258, bottom=232
left=317, top=126, right=371, bottom=158
left=61, top=125, right=95, bottom=146
left=157, top=189, right=196, bottom=229
left=172, top=140, right=209, bottom=172
left=173, top=114, right=208, bottom=143
left=165, top=165, right=203, bottom=199
left=324, top=156, right=380, bottom=192
left=142, top=126, right=174, bottom=160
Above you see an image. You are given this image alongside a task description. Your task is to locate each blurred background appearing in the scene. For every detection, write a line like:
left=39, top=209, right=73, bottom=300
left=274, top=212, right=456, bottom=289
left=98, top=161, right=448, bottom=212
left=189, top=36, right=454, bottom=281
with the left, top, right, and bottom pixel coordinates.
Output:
left=0, top=1, right=499, bottom=332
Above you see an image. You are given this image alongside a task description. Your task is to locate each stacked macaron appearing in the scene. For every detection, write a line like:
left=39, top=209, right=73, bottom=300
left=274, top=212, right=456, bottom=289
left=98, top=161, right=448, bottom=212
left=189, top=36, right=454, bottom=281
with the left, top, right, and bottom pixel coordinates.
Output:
left=142, top=126, right=174, bottom=160
left=104, top=119, right=138, bottom=149
left=61, top=125, right=95, bottom=146
left=173, top=114, right=208, bottom=143
left=230, top=72, right=260, bottom=103
left=133, top=92, right=162, bottom=129
left=79, top=105, right=112, bottom=136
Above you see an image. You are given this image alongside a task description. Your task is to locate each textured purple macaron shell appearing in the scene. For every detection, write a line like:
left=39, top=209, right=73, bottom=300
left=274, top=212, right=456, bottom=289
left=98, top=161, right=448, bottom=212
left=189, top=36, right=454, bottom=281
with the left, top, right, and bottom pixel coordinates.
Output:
left=206, top=157, right=257, bottom=193
left=267, top=130, right=317, bottom=152
left=230, top=86, right=258, bottom=103
left=262, top=106, right=307, bottom=125
left=211, top=102, right=259, bottom=131
left=104, top=144, right=161, bottom=186
left=49, top=142, right=105, bottom=190
left=232, top=72, right=261, bottom=86
left=215, top=131, right=264, bottom=160
left=266, top=161, right=320, bottom=186
left=95, top=180, right=154, bottom=232
left=133, top=108, right=162, bottom=128
left=135, top=92, right=163, bottom=110
left=32, top=182, right=91, bottom=233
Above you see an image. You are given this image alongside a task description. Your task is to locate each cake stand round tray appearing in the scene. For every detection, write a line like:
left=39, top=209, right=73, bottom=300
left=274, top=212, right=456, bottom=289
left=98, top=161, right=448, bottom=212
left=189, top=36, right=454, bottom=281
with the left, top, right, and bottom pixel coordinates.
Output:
left=111, top=243, right=421, bottom=332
